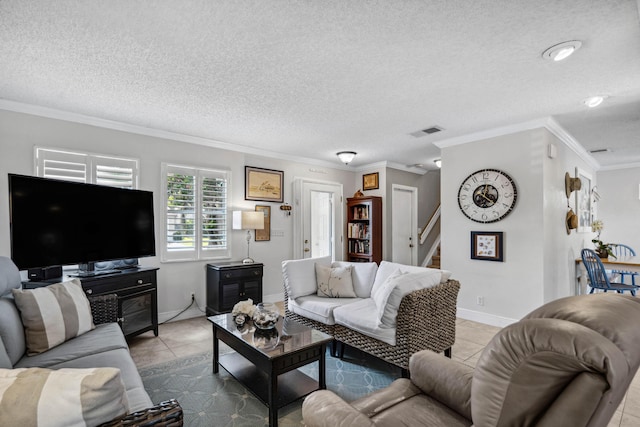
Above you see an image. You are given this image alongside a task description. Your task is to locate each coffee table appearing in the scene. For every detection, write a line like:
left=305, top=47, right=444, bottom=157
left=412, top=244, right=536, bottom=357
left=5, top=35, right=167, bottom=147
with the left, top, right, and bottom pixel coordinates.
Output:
left=208, top=313, right=332, bottom=427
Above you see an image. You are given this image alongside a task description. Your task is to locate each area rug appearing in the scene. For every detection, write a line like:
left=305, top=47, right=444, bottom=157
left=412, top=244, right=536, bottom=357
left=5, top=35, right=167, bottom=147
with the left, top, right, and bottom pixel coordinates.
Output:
left=139, top=347, right=401, bottom=426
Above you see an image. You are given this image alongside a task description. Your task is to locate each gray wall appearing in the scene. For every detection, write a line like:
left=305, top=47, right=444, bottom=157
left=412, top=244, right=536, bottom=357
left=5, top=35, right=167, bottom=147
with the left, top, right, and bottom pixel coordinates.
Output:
left=0, top=109, right=355, bottom=321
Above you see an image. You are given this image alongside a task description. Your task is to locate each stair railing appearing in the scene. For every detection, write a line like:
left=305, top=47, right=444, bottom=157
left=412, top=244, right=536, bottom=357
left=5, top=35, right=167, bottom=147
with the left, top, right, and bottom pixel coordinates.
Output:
left=419, top=203, right=440, bottom=244
left=419, top=204, right=441, bottom=267
left=421, top=234, right=441, bottom=267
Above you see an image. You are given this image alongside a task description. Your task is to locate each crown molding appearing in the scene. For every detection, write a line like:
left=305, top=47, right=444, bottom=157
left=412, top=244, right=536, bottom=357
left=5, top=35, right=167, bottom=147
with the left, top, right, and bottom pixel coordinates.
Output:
left=0, top=99, right=353, bottom=171
left=434, top=117, right=600, bottom=170
left=355, top=160, right=429, bottom=175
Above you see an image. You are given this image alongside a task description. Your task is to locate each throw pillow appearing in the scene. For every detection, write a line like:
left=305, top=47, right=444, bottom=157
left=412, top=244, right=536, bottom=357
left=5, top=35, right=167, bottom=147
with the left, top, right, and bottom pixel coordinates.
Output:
left=371, top=268, right=405, bottom=308
left=12, top=279, right=95, bottom=355
left=315, top=264, right=357, bottom=298
left=0, top=367, right=129, bottom=427
left=374, top=270, right=442, bottom=328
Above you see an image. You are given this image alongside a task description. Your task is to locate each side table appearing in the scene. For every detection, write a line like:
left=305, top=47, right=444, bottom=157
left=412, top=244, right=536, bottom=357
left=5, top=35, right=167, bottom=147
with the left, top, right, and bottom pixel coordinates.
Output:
left=206, top=262, right=263, bottom=315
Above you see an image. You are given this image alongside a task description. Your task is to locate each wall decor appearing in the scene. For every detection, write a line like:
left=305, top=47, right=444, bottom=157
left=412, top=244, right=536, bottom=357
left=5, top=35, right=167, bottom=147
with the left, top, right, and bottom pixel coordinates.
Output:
left=255, top=205, right=271, bottom=241
left=471, top=231, right=504, bottom=262
left=457, top=169, right=517, bottom=223
left=245, top=166, right=284, bottom=203
left=575, top=167, right=592, bottom=233
left=362, top=172, right=379, bottom=191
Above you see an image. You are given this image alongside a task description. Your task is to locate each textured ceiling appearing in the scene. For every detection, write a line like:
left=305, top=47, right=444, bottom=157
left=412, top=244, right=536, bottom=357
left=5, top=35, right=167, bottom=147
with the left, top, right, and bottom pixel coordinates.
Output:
left=1, top=0, right=639, bottom=170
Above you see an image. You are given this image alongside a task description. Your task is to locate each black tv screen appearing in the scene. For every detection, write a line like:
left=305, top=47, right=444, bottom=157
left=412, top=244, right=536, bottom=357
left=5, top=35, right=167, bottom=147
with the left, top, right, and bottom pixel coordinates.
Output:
left=9, top=174, right=156, bottom=270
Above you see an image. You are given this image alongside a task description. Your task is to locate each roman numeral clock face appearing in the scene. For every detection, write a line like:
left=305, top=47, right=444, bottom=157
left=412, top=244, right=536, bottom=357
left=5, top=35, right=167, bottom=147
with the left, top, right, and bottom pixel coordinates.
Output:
left=457, top=169, right=517, bottom=223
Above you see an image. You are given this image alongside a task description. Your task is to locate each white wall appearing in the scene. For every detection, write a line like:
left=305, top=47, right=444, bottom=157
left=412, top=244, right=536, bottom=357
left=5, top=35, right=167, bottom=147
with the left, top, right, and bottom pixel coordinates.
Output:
left=595, top=167, right=640, bottom=251
left=385, top=167, right=440, bottom=263
left=0, top=109, right=355, bottom=321
left=441, top=128, right=594, bottom=326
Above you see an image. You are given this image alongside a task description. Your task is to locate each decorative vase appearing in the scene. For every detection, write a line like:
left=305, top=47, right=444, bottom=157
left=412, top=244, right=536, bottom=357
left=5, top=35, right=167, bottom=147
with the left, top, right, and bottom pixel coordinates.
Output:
left=252, top=302, right=279, bottom=329
left=596, top=249, right=608, bottom=258
left=253, top=327, right=279, bottom=350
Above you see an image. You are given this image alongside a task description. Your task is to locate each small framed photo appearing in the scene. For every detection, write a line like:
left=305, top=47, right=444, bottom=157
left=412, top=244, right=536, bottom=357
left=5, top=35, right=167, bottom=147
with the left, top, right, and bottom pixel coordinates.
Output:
left=245, top=166, right=284, bottom=203
left=363, top=172, right=379, bottom=190
left=255, top=205, right=271, bottom=241
left=471, top=231, right=504, bottom=262
left=575, top=167, right=592, bottom=233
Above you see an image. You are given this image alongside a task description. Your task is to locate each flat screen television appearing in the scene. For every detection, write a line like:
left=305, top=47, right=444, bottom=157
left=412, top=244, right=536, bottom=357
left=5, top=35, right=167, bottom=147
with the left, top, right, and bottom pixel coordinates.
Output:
left=8, top=174, right=156, bottom=274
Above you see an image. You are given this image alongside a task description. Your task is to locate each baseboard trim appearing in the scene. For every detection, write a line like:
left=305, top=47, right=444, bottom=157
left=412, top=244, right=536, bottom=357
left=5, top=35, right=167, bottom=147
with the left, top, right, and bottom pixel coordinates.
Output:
left=457, top=307, right=517, bottom=328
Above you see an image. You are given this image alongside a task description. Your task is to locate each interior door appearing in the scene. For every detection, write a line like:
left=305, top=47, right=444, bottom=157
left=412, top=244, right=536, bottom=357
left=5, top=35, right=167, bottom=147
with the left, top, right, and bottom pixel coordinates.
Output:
left=392, top=184, right=418, bottom=265
left=293, top=179, right=343, bottom=260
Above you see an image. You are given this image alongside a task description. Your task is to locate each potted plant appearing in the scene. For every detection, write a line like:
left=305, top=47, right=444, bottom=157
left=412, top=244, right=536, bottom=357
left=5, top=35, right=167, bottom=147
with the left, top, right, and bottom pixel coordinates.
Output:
left=591, top=220, right=617, bottom=259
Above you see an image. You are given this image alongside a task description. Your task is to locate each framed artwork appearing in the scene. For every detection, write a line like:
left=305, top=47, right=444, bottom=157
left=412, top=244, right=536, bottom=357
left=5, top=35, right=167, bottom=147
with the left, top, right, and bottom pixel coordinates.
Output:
left=255, top=205, right=271, bottom=241
left=363, top=172, right=379, bottom=190
left=575, top=167, right=592, bottom=233
left=245, top=166, right=284, bottom=203
left=471, top=231, right=504, bottom=262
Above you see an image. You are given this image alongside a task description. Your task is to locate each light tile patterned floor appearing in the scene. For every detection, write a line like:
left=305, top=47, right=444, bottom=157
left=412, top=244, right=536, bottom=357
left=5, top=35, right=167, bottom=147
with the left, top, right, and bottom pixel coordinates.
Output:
left=128, top=314, right=640, bottom=426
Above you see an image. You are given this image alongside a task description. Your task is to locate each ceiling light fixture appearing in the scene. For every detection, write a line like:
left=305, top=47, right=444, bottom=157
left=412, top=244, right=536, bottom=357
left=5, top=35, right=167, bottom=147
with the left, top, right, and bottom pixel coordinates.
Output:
left=542, top=40, right=582, bottom=61
left=434, top=159, right=442, bottom=168
left=336, top=151, right=357, bottom=165
left=584, top=96, right=605, bottom=108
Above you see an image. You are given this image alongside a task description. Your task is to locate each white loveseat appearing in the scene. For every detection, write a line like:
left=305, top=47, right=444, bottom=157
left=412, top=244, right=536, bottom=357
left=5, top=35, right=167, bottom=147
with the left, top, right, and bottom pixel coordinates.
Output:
left=282, top=257, right=461, bottom=370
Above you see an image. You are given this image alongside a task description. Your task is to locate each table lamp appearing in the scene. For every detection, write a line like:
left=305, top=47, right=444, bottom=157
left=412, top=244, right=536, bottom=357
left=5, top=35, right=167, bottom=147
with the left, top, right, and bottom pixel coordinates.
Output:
left=233, top=211, right=264, bottom=264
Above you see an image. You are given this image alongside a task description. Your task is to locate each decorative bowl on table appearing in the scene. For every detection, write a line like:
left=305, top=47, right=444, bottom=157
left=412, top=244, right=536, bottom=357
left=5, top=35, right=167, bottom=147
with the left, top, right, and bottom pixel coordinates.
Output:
left=252, top=302, right=279, bottom=329
left=253, top=327, right=280, bottom=350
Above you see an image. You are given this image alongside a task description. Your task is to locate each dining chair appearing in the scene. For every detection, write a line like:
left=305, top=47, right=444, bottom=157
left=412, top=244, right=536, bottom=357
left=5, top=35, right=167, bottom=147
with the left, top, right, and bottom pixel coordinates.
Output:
left=581, top=248, right=639, bottom=296
left=610, top=244, right=638, bottom=286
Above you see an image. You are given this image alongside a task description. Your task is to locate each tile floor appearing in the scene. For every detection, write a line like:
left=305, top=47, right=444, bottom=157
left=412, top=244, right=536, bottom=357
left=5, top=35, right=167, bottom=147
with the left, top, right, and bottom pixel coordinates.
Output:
left=128, top=314, right=640, bottom=426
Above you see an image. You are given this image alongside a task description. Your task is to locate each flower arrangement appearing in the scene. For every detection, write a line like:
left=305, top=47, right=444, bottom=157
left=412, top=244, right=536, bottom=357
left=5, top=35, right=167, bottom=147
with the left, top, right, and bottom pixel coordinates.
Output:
left=232, top=299, right=256, bottom=326
left=590, top=220, right=616, bottom=259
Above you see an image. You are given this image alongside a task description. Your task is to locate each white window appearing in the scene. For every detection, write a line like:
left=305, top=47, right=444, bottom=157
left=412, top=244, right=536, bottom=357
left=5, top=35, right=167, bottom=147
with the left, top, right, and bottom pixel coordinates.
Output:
left=162, top=164, right=230, bottom=262
left=35, top=147, right=139, bottom=189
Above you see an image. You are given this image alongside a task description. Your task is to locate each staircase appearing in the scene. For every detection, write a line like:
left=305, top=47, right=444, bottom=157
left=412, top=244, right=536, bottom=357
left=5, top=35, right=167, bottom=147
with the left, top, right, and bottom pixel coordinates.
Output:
left=427, top=245, right=441, bottom=269
left=420, top=204, right=441, bottom=268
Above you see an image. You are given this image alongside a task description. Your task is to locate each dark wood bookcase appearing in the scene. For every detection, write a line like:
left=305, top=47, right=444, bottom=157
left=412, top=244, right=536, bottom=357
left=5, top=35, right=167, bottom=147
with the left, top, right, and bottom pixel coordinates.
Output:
left=346, top=196, right=382, bottom=264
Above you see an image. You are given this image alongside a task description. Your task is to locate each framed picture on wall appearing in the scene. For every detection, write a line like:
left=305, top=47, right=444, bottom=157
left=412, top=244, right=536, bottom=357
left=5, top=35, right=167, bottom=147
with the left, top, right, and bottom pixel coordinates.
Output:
left=575, top=167, right=592, bottom=233
left=363, top=172, right=379, bottom=190
left=255, top=205, right=271, bottom=241
left=245, top=166, right=284, bottom=203
left=471, top=231, right=504, bottom=262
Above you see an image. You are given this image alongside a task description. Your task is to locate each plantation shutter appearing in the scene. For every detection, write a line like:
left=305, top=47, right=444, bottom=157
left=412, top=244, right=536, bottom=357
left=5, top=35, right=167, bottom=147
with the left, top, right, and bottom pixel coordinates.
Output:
left=36, top=148, right=138, bottom=189
left=201, top=171, right=228, bottom=251
left=163, top=164, right=230, bottom=261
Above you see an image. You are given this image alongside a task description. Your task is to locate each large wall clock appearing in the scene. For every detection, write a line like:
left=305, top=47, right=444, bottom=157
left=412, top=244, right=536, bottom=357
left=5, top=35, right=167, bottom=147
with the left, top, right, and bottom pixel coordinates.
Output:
left=457, top=168, right=517, bottom=223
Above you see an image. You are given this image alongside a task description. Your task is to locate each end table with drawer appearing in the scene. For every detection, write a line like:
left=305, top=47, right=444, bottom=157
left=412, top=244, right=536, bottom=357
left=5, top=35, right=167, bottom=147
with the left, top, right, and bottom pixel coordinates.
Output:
left=206, top=262, right=263, bottom=315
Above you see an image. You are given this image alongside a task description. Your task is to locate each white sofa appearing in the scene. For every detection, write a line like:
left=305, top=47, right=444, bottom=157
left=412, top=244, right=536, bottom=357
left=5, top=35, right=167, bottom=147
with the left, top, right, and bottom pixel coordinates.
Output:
left=282, top=257, right=461, bottom=370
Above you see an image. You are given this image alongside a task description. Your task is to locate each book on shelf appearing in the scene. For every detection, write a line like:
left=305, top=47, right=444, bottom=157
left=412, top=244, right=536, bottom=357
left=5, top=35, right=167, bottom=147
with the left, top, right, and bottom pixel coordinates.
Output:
left=347, top=223, right=370, bottom=239
left=348, top=240, right=370, bottom=255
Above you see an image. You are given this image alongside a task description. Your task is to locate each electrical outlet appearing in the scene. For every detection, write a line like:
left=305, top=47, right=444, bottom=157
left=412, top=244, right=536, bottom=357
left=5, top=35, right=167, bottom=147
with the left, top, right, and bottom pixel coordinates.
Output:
left=477, top=296, right=484, bottom=306
left=190, top=292, right=195, bottom=302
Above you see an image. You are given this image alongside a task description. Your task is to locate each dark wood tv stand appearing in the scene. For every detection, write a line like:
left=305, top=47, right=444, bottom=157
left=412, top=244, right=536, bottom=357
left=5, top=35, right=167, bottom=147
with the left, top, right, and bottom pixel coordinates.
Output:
left=23, top=267, right=159, bottom=339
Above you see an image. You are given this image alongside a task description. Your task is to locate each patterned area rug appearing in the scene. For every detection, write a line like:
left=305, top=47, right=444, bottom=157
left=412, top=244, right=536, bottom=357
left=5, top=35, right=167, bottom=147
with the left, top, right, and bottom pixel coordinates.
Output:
left=139, top=347, right=401, bottom=426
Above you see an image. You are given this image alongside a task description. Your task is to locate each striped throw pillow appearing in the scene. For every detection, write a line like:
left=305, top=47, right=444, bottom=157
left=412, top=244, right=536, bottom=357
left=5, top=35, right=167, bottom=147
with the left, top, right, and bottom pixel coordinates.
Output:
left=12, top=279, right=95, bottom=355
left=0, top=367, right=129, bottom=427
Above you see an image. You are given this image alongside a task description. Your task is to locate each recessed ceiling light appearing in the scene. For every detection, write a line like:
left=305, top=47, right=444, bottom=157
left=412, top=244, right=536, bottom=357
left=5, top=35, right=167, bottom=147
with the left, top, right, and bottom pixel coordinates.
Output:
left=584, top=96, right=606, bottom=108
left=542, top=40, right=582, bottom=61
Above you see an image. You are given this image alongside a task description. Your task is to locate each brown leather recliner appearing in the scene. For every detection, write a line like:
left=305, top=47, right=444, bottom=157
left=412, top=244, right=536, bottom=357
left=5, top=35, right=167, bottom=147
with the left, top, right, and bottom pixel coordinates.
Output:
left=302, top=293, right=640, bottom=427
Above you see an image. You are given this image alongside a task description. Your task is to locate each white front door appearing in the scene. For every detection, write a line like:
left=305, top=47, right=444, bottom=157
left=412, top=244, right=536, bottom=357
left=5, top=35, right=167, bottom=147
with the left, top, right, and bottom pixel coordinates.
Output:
left=293, top=179, right=343, bottom=260
left=392, top=184, right=418, bottom=265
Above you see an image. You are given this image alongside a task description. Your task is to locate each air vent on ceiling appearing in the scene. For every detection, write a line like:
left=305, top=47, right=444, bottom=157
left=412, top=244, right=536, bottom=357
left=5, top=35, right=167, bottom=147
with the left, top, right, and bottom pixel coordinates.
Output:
left=589, top=148, right=611, bottom=154
left=410, top=126, right=444, bottom=138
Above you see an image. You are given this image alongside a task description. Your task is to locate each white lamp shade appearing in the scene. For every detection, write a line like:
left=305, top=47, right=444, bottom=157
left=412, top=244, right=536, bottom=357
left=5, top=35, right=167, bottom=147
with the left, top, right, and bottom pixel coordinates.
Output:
left=233, top=211, right=264, bottom=230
